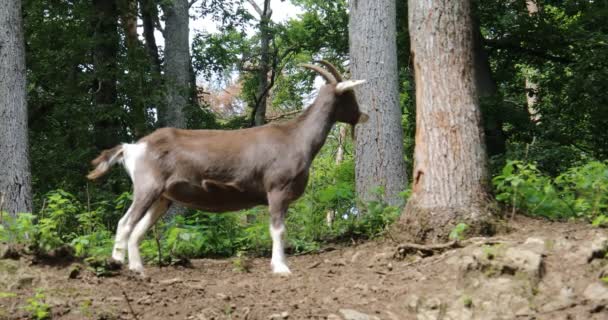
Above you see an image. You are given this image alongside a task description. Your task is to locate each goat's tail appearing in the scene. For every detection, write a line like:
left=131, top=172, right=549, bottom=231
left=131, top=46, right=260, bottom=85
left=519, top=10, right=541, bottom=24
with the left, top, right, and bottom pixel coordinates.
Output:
left=87, top=145, right=124, bottom=180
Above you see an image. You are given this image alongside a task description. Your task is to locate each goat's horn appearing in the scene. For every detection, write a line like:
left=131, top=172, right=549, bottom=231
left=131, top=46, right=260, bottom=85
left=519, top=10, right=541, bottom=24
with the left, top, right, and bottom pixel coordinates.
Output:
left=336, top=79, right=366, bottom=94
left=299, top=63, right=337, bottom=84
left=317, top=60, right=344, bottom=82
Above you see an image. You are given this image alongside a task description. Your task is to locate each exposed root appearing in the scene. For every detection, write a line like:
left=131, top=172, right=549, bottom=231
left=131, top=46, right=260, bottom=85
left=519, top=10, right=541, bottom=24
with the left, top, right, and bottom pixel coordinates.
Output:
left=394, top=237, right=515, bottom=259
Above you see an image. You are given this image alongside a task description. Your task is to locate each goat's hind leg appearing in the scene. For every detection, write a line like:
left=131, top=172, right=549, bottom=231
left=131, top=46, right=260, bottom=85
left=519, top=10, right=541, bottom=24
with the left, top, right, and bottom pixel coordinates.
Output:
left=111, top=204, right=134, bottom=264
left=127, top=197, right=170, bottom=275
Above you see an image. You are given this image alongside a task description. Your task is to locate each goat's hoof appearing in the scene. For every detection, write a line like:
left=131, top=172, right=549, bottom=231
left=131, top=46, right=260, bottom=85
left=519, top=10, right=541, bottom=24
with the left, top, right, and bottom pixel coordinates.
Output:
left=271, top=264, right=292, bottom=275
left=107, top=258, right=124, bottom=270
left=126, top=269, right=150, bottom=282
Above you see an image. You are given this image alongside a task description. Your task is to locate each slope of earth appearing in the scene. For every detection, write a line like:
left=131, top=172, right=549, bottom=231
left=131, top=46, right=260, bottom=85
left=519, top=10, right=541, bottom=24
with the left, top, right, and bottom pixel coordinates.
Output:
left=1, top=215, right=607, bottom=320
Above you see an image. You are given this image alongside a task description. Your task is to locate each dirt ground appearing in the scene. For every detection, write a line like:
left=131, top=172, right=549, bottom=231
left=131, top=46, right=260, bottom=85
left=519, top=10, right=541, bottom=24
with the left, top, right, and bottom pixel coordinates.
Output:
left=1, top=215, right=608, bottom=320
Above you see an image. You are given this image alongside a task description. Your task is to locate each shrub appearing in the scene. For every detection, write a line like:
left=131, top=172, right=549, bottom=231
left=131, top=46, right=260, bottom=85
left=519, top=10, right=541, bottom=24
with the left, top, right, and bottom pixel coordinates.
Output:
left=493, top=160, right=608, bottom=225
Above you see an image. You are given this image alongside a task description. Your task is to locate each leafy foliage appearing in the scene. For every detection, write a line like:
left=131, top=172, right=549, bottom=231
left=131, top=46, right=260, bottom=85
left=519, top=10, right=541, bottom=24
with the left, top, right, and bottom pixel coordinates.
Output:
left=493, top=160, right=608, bottom=225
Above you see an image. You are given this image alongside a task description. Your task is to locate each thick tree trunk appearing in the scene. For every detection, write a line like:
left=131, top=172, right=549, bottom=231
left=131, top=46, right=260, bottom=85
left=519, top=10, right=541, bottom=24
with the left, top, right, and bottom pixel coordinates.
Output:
left=0, top=0, right=32, bottom=214
left=140, top=0, right=162, bottom=75
left=253, top=0, right=272, bottom=127
left=92, top=0, right=121, bottom=150
left=161, top=0, right=190, bottom=128
left=399, top=0, right=496, bottom=242
left=473, top=16, right=506, bottom=156
left=349, top=0, right=407, bottom=207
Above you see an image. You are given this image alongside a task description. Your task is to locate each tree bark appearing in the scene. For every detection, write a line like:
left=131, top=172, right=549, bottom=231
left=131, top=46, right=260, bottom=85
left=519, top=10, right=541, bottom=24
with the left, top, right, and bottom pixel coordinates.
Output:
left=92, top=0, right=121, bottom=150
left=140, top=0, right=162, bottom=75
left=326, top=125, right=347, bottom=227
left=525, top=0, right=540, bottom=123
left=0, top=0, right=33, bottom=214
left=399, top=0, right=496, bottom=242
left=349, top=0, right=407, bottom=207
left=161, top=0, right=190, bottom=128
left=252, top=0, right=272, bottom=127
left=473, top=14, right=506, bottom=156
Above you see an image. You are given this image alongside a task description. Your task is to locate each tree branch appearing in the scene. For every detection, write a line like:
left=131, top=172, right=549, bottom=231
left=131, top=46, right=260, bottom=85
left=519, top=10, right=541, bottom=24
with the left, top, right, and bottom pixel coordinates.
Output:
left=246, top=0, right=263, bottom=17
left=267, top=109, right=301, bottom=122
left=188, top=0, right=197, bottom=8
left=484, top=38, right=573, bottom=64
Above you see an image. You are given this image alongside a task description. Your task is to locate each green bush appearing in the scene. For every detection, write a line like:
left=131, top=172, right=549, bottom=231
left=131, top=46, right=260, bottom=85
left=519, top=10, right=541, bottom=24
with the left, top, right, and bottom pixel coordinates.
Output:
left=493, top=160, right=608, bottom=225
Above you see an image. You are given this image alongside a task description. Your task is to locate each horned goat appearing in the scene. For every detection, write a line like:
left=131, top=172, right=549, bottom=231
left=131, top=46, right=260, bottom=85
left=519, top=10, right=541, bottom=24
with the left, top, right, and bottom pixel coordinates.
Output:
left=87, top=61, right=368, bottom=276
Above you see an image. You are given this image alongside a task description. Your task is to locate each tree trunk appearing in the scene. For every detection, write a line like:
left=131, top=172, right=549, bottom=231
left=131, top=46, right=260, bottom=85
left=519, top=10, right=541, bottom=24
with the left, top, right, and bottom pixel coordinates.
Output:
left=398, top=0, right=496, bottom=242
left=473, top=15, right=506, bottom=156
left=120, top=0, right=148, bottom=138
left=161, top=0, right=190, bottom=128
left=253, top=0, right=272, bottom=127
left=140, top=0, right=162, bottom=75
left=349, top=0, right=407, bottom=207
left=326, top=125, right=347, bottom=227
left=0, top=0, right=32, bottom=215
left=92, top=0, right=121, bottom=150
left=525, top=0, right=540, bottom=123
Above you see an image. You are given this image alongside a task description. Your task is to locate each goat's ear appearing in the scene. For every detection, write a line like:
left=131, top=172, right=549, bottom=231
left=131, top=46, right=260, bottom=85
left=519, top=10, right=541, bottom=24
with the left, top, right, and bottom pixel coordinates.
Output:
left=335, top=80, right=366, bottom=94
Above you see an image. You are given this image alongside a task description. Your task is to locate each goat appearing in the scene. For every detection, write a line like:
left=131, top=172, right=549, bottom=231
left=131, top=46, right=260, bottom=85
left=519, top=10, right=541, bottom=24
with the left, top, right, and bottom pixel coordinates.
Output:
left=87, top=61, right=368, bottom=276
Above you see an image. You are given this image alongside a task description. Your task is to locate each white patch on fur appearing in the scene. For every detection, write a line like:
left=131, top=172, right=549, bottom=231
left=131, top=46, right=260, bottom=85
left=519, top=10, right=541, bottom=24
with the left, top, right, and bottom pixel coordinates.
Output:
left=111, top=206, right=133, bottom=263
left=270, top=224, right=291, bottom=274
left=336, top=79, right=366, bottom=94
left=121, top=142, right=147, bottom=181
left=127, top=200, right=167, bottom=273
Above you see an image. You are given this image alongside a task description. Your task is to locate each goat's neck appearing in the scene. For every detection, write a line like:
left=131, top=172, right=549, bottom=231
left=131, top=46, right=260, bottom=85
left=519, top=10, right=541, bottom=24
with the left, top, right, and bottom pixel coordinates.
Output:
left=294, top=99, right=336, bottom=159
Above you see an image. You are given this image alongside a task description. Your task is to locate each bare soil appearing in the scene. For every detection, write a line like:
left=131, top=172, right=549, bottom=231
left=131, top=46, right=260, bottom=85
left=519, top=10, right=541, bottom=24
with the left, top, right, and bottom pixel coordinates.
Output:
left=1, top=215, right=607, bottom=320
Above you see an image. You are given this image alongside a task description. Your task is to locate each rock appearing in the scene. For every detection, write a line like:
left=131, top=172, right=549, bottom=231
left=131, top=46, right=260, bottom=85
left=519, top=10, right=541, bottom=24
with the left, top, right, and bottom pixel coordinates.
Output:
left=159, top=277, right=183, bottom=285
left=0, top=244, right=20, bottom=259
left=505, top=246, right=544, bottom=278
left=540, top=287, right=576, bottom=312
left=583, top=282, right=608, bottom=301
left=327, top=314, right=342, bottom=320
left=588, top=236, right=608, bottom=263
left=216, top=293, right=230, bottom=301
left=522, top=237, right=546, bottom=254
left=68, top=265, right=81, bottom=279
left=12, top=274, right=36, bottom=289
left=268, top=311, right=289, bottom=319
left=339, top=309, right=380, bottom=320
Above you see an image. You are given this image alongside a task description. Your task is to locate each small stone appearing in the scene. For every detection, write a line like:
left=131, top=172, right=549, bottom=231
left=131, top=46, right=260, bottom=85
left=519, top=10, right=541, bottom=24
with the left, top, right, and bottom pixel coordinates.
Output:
left=268, top=311, right=289, bottom=319
left=216, top=293, right=230, bottom=301
left=522, top=237, right=546, bottom=254
left=339, top=309, right=380, bottom=320
left=159, top=277, right=183, bottom=285
left=68, top=265, right=81, bottom=279
left=327, top=314, right=342, bottom=320
left=583, top=282, right=608, bottom=301
left=588, top=236, right=608, bottom=263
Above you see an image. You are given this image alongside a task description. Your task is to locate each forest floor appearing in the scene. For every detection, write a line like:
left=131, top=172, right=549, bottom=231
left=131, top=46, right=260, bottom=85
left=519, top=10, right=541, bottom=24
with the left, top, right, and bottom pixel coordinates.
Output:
left=1, top=215, right=608, bottom=320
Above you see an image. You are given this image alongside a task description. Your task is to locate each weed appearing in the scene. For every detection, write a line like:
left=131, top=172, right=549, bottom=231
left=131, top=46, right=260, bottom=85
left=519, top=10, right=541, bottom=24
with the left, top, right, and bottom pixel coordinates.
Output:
left=24, top=289, right=51, bottom=320
left=449, top=223, right=470, bottom=241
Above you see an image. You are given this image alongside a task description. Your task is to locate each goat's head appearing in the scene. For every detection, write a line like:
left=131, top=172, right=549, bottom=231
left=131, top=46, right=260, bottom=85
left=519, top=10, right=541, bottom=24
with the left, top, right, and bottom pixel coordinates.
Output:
left=301, top=61, right=369, bottom=127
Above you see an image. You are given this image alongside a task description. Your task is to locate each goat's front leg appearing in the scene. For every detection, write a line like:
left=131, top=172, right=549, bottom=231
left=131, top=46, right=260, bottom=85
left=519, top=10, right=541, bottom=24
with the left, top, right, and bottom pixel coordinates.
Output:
left=268, top=191, right=291, bottom=275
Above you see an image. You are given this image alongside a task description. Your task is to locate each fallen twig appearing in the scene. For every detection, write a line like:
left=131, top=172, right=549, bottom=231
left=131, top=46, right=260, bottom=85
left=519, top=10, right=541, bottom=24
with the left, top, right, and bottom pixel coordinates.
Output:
left=122, top=290, right=139, bottom=320
left=396, top=240, right=460, bottom=257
